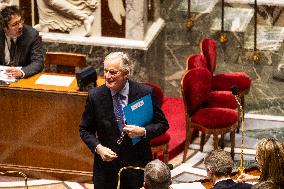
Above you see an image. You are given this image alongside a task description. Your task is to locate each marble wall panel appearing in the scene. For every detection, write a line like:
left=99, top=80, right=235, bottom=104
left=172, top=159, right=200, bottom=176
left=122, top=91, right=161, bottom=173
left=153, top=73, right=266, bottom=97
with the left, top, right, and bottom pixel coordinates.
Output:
left=125, top=0, right=148, bottom=40
left=42, top=29, right=166, bottom=89
left=160, top=0, right=284, bottom=115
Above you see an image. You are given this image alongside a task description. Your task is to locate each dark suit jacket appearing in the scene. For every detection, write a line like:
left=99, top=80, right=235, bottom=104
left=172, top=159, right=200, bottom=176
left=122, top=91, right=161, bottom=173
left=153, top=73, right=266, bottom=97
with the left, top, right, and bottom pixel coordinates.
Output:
left=213, top=179, right=252, bottom=189
left=79, top=80, right=169, bottom=185
left=0, top=25, right=44, bottom=78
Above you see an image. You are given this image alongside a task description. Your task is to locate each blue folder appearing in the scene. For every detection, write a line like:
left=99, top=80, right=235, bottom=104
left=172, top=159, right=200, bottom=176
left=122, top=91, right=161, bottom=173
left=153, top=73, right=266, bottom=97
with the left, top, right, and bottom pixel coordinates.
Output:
left=123, top=94, right=153, bottom=145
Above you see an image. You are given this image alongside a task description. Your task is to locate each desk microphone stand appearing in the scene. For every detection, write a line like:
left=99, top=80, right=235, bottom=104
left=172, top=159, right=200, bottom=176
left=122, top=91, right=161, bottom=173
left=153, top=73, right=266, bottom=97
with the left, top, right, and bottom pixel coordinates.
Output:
left=231, top=86, right=245, bottom=174
left=237, top=95, right=245, bottom=174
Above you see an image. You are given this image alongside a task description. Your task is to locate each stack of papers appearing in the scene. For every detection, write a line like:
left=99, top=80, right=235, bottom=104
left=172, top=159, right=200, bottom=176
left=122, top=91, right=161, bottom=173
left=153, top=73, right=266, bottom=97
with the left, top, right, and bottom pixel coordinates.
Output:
left=171, top=182, right=206, bottom=189
left=35, top=74, right=75, bottom=87
left=0, top=65, right=19, bottom=83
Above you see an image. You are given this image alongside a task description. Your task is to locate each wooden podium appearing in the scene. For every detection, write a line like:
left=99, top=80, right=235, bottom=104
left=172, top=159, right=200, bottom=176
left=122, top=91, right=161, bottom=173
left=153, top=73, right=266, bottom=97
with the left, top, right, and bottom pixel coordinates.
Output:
left=0, top=73, right=104, bottom=182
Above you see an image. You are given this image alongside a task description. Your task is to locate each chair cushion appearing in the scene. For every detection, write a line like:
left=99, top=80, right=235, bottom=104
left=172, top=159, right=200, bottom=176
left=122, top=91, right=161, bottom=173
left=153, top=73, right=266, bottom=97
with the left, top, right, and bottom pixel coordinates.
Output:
left=187, top=54, right=207, bottom=70
left=208, top=91, right=238, bottom=109
left=181, top=68, right=212, bottom=115
left=212, top=72, right=252, bottom=91
left=201, top=38, right=217, bottom=73
left=192, top=108, right=238, bottom=129
left=150, top=133, right=171, bottom=146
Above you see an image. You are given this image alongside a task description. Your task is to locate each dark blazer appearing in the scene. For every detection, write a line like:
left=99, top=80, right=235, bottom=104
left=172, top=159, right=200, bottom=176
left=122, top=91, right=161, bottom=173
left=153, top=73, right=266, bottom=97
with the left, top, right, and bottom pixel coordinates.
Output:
left=0, top=25, right=44, bottom=78
left=79, top=80, right=169, bottom=188
left=213, top=179, right=252, bottom=189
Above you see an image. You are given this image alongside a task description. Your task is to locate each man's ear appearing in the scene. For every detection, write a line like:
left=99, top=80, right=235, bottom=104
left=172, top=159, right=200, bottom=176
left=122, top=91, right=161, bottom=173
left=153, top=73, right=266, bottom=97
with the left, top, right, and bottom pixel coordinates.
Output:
left=3, top=27, right=7, bottom=33
left=207, top=167, right=213, bottom=177
left=123, top=70, right=129, bottom=79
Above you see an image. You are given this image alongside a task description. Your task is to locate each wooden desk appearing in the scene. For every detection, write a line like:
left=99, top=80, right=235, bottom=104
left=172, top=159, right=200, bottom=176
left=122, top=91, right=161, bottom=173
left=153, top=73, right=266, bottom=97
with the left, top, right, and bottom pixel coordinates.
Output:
left=0, top=73, right=104, bottom=182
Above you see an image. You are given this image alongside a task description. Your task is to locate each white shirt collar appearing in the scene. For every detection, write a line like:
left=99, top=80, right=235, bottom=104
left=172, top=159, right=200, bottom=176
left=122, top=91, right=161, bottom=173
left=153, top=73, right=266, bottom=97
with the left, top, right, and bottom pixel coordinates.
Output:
left=110, top=80, right=129, bottom=97
left=5, top=33, right=17, bottom=42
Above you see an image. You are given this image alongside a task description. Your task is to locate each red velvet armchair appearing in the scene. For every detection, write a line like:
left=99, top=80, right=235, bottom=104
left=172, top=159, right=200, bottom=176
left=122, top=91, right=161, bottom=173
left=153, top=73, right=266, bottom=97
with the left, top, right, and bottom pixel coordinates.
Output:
left=143, top=82, right=171, bottom=163
left=200, top=38, right=252, bottom=112
left=181, top=67, right=238, bottom=163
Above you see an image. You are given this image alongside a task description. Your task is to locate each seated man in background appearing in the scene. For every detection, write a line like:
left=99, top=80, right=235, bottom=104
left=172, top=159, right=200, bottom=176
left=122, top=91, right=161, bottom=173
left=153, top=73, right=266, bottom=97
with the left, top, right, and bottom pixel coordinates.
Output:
left=141, top=159, right=172, bottom=189
left=204, top=149, right=252, bottom=189
left=0, top=5, right=44, bottom=78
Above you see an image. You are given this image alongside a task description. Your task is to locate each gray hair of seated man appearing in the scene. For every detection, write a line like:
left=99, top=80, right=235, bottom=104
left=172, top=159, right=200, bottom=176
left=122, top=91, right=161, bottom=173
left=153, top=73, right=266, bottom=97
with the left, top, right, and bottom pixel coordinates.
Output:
left=204, top=149, right=233, bottom=177
left=144, top=159, right=171, bottom=189
left=104, top=52, right=133, bottom=76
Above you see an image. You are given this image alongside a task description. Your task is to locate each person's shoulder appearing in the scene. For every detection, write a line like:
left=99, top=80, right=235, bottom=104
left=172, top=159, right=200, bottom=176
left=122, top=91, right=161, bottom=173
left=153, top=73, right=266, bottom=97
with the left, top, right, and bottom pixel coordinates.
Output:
left=22, top=25, right=39, bottom=37
left=214, top=179, right=252, bottom=189
left=88, top=84, right=108, bottom=96
left=232, top=182, right=252, bottom=189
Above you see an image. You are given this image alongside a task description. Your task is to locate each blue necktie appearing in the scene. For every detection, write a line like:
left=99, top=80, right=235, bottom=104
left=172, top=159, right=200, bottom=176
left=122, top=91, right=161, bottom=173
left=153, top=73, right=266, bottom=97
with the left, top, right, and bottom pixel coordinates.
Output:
left=113, top=93, right=124, bottom=132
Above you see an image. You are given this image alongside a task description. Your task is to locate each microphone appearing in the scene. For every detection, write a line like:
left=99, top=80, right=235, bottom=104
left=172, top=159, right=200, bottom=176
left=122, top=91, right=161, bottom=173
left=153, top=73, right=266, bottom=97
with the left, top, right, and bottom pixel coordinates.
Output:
left=231, top=85, right=239, bottom=96
left=231, top=85, right=242, bottom=110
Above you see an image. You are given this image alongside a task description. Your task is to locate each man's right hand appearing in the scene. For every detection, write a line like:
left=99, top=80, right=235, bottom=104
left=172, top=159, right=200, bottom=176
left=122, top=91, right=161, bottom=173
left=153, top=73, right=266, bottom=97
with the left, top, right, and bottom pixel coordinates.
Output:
left=96, top=144, right=118, bottom=161
left=236, top=173, right=259, bottom=183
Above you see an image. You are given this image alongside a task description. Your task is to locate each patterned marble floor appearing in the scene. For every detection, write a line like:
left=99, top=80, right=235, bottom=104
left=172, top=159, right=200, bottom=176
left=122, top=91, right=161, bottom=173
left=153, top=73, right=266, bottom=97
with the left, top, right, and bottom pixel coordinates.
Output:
left=170, top=113, right=284, bottom=184
left=0, top=114, right=283, bottom=188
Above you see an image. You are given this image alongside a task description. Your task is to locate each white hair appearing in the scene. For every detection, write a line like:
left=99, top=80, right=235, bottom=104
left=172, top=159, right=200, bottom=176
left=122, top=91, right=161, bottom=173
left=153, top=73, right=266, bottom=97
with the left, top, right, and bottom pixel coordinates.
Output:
left=104, top=52, right=133, bottom=75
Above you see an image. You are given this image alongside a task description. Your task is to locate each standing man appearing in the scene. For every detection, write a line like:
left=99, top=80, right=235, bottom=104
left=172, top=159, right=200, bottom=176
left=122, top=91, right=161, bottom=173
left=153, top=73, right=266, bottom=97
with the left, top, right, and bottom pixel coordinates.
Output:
left=0, top=5, right=44, bottom=78
left=80, top=52, right=169, bottom=189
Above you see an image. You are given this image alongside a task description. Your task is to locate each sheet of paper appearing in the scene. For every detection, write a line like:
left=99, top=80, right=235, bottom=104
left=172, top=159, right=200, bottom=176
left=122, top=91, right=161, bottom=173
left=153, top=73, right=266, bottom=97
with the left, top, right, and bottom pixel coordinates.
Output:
left=171, top=182, right=206, bottom=189
left=0, top=65, right=20, bottom=83
left=35, top=74, right=75, bottom=87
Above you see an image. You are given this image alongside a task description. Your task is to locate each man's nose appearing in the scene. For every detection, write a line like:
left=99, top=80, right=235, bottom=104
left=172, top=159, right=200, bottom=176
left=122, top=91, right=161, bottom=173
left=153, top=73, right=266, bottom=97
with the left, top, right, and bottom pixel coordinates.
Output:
left=105, top=72, right=111, bottom=79
left=19, top=22, right=24, bottom=28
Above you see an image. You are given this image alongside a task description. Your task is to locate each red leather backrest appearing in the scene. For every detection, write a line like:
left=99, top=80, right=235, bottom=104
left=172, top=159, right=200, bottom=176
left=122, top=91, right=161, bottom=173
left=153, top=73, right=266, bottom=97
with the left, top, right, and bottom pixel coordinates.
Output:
left=186, top=54, right=207, bottom=70
left=181, top=67, right=212, bottom=116
left=201, top=38, right=217, bottom=73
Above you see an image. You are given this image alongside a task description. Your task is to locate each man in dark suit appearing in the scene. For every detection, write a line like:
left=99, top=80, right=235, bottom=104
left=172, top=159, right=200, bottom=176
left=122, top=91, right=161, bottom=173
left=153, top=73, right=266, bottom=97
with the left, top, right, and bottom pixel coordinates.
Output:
left=0, top=5, right=44, bottom=78
left=204, top=149, right=252, bottom=189
left=79, top=52, right=169, bottom=189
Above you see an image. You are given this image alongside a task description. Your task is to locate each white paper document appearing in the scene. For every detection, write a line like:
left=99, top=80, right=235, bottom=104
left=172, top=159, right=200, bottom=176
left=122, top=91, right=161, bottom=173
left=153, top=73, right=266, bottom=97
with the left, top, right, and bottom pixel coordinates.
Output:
left=171, top=182, right=206, bottom=189
left=0, top=65, right=20, bottom=83
left=35, top=74, right=75, bottom=87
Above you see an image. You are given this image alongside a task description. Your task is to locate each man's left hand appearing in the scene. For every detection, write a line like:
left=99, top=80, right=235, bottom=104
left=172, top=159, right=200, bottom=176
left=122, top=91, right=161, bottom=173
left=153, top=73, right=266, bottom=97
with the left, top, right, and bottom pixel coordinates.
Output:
left=5, top=67, right=23, bottom=78
left=123, top=125, right=146, bottom=138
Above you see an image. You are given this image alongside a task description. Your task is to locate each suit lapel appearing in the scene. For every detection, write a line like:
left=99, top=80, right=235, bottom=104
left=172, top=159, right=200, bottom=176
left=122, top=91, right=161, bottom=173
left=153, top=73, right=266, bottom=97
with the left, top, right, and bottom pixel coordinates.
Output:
left=99, top=85, right=119, bottom=131
left=0, top=30, right=5, bottom=65
left=14, top=32, right=24, bottom=66
left=100, top=85, right=114, bottom=111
